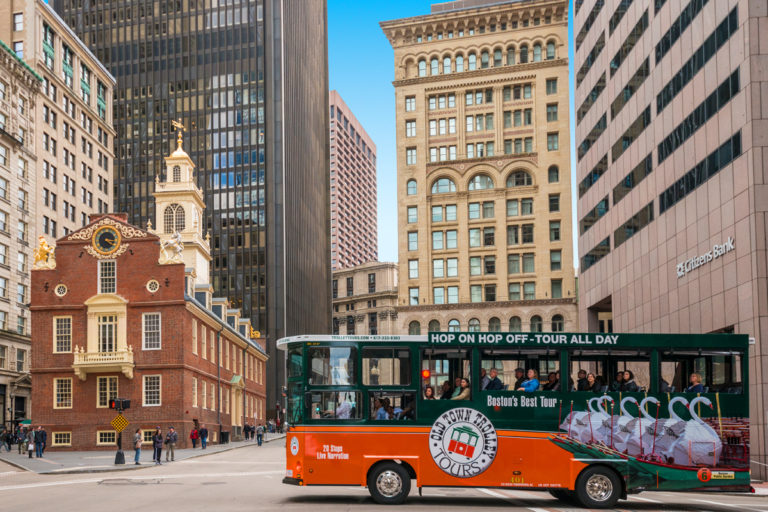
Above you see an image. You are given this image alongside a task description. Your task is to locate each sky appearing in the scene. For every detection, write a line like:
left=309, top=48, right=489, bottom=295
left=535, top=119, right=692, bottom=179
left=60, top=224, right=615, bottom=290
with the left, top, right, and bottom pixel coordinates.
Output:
left=328, top=0, right=578, bottom=267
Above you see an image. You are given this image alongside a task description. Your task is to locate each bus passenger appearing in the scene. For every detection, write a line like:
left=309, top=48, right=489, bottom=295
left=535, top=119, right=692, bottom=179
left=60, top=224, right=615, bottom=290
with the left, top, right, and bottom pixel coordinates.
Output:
left=480, top=368, right=490, bottom=390
left=450, top=378, right=471, bottom=400
left=518, top=369, right=540, bottom=392
left=513, top=368, right=525, bottom=390
left=610, top=371, right=624, bottom=391
left=374, top=398, right=389, bottom=420
left=486, top=368, right=504, bottom=390
left=440, top=381, right=453, bottom=400
left=451, top=377, right=463, bottom=398
left=583, top=372, right=598, bottom=392
left=542, top=372, right=558, bottom=391
left=424, top=385, right=436, bottom=400
left=686, top=373, right=704, bottom=393
left=576, top=369, right=588, bottom=390
left=621, top=370, right=639, bottom=392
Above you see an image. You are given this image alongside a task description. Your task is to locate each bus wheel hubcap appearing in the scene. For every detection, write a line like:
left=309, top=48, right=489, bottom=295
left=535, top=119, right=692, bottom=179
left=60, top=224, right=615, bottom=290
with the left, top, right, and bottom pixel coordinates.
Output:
left=585, top=474, right=612, bottom=501
left=376, top=470, right=403, bottom=498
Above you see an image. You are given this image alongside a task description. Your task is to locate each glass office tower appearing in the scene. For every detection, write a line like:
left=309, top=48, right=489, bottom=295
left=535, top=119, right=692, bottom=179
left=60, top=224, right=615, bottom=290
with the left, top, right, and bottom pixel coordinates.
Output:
left=53, top=0, right=331, bottom=413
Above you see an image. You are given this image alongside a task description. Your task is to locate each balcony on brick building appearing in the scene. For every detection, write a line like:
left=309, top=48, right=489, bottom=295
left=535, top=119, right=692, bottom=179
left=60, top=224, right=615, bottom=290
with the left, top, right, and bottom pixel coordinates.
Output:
left=72, top=346, right=135, bottom=380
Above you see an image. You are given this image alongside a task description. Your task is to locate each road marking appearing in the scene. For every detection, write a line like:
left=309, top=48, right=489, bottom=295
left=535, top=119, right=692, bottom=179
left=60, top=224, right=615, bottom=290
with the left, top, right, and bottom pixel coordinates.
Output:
left=692, top=498, right=768, bottom=512
left=178, top=460, right=284, bottom=464
left=629, top=495, right=662, bottom=503
left=0, top=470, right=284, bottom=492
left=0, top=471, right=19, bottom=477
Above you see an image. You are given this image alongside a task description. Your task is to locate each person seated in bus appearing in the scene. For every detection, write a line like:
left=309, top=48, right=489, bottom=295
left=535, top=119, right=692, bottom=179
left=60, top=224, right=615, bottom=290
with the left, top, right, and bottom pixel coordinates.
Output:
left=440, top=380, right=453, bottom=400
left=451, top=377, right=463, bottom=398
left=479, top=368, right=490, bottom=390
left=450, top=378, right=471, bottom=400
left=513, top=368, right=526, bottom=390
left=582, top=372, right=598, bottom=392
left=686, top=373, right=704, bottom=393
left=424, top=385, right=436, bottom=400
left=335, top=396, right=353, bottom=419
left=621, top=370, right=639, bottom=392
left=542, top=372, right=559, bottom=391
left=485, top=368, right=504, bottom=391
left=517, top=369, right=540, bottom=392
left=576, top=369, right=588, bottom=391
left=374, top=398, right=389, bottom=420
left=660, top=378, right=672, bottom=393
left=610, top=371, right=624, bottom=391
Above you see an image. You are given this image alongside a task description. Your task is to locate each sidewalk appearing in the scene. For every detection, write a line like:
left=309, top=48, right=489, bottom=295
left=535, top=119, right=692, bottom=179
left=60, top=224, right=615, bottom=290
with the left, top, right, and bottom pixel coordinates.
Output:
left=0, top=433, right=285, bottom=475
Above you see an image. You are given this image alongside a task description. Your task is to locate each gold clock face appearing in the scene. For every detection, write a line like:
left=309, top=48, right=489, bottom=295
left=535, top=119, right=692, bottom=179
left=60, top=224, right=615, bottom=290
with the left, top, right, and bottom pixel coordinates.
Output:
left=92, top=226, right=121, bottom=255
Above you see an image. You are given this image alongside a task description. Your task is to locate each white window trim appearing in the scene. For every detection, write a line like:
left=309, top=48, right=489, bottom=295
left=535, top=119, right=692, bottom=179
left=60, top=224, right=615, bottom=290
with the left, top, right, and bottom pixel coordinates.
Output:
left=96, top=430, right=117, bottom=446
left=192, top=376, right=198, bottom=408
left=142, top=374, right=162, bottom=407
left=96, top=375, right=118, bottom=408
left=141, top=312, right=162, bottom=350
left=52, top=315, right=72, bottom=353
left=97, top=259, right=116, bottom=294
left=53, top=378, right=72, bottom=409
left=51, top=432, right=72, bottom=447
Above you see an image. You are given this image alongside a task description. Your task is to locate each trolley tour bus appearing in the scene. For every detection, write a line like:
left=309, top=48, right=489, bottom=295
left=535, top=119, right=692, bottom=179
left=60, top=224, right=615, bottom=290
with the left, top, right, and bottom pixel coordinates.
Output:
left=278, top=332, right=751, bottom=507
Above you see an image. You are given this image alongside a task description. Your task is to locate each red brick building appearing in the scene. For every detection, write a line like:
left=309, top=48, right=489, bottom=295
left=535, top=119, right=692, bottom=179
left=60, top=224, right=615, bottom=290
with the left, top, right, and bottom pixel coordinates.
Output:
left=29, top=134, right=268, bottom=450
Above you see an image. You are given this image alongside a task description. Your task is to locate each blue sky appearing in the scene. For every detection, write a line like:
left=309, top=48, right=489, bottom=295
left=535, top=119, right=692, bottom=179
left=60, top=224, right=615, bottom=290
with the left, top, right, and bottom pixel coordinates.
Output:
left=328, top=0, right=578, bottom=267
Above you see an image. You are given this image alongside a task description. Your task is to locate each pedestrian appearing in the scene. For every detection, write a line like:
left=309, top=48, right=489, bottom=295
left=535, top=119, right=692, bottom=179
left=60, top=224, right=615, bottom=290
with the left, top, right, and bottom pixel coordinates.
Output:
left=245, top=423, right=251, bottom=441
left=152, top=427, right=163, bottom=465
left=40, top=426, right=47, bottom=455
left=133, top=428, right=142, bottom=465
left=34, top=426, right=45, bottom=458
left=199, top=425, right=208, bottom=449
left=26, top=429, right=34, bottom=458
left=0, top=428, right=7, bottom=452
left=17, top=427, right=25, bottom=454
left=190, top=427, right=199, bottom=449
left=7, top=428, right=14, bottom=452
left=256, top=424, right=264, bottom=446
left=165, top=426, right=178, bottom=462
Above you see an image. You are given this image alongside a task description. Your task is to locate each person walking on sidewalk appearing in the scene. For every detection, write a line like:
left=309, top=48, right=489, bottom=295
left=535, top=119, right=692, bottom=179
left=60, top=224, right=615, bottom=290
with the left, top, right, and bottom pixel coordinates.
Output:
left=152, top=427, right=163, bottom=465
left=26, top=429, right=34, bottom=458
left=190, top=427, right=199, bottom=448
left=165, top=426, right=178, bottom=462
left=256, top=424, right=264, bottom=446
left=199, top=425, right=208, bottom=449
left=133, top=428, right=142, bottom=465
left=34, top=426, right=46, bottom=458
left=17, top=426, right=25, bottom=454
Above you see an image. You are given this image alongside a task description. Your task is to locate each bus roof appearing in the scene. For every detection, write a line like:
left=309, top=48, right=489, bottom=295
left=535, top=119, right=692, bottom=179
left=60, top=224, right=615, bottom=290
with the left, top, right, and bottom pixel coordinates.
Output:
left=277, top=334, right=425, bottom=349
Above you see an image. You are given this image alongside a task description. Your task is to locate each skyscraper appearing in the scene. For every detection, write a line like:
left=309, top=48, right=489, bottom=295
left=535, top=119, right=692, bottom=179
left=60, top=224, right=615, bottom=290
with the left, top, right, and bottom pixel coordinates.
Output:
left=574, top=0, right=767, bottom=473
left=53, top=0, right=330, bottom=412
left=329, top=90, right=377, bottom=270
left=381, top=0, right=578, bottom=334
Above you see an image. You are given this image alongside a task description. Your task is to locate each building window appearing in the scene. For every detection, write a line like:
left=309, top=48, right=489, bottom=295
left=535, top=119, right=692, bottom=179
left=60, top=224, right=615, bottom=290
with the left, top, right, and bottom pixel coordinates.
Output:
left=406, top=148, right=416, bottom=165
left=54, top=378, right=72, bottom=408
left=547, top=133, right=559, bottom=151
left=368, top=273, right=375, bottom=293
left=406, top=179, right=417, bottom=195
left=550, top=221, right=561, bottom=241
left=409, top=288, right=419, bottom=305
left=447, top=258, right=458, bottom=277
left=470, top=285, right=482, bottom=303
left=432, top=231, right=443, bottom=250
left=407, top=206, right=417, bottom=223
left=409, top=321, right=421, bottom=335
left=509, top=283, right=521, bottom=301
left=551, top=279, right=563, bottom=299
left=98, top=260, right=116, bottom=293
left=524, top=283, right=536, bottom=301
left=530, top=315, right=543, bottom=332
left=546, top=104, right=558, bottom=122
left=143, top=375, right=161, bottom=406
left=549, top=194, right=560, bottom=212
left=405, top=96, right=416, bottom=111
left=521, top=225, right=533, bottom=244
left=551, top=314, right=564, bottom=332
left=142, top=313, right=161, bottom=350
left=433, top=259, right=444, bottom=278
left=408, top=259, right=418, bottom=279
left=405, top=120, right=416, bottom=137
left=448, top=319, right=460, bottom=332
left=548, top=165, right=559, bottom=183
left=163, top=203, right=185, bottom=233
left=546, top=78, right=557, bottom=94
left=407, top=232, right=417, bottom=251
left=13, top=13, right=23, bottom=31
left=431, top=178, right=456, bottom=194
left=97, top=376, right=118, bottom=408
left=54, top=317, right=72, bottom=353
left=346, top=277, right=354, bottom=296
left=550, top=250, right=562, bottom=271
left=12, top=42, right=23, bottom=58
left=97, top=431, right=117, bottom=446
left=485, top=284, right=496, bottom=302
left=433, top=287, right=445, bottom=304
left=52, top=432, right=71, bottom=446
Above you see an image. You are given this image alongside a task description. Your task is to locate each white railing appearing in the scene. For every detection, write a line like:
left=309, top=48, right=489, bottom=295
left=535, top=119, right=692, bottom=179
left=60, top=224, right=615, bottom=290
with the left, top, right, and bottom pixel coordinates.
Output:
left=73, top=349, right=133, bottom=365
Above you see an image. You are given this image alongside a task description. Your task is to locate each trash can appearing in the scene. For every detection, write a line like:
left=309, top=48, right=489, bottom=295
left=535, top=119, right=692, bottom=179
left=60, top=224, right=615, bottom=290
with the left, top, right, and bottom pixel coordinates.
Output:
left=220, top=431, right=230, bottom=444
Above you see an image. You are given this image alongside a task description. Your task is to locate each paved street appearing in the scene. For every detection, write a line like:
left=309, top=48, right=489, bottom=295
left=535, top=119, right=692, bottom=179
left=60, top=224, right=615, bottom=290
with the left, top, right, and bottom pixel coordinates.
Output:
left=0, top=438, right=765, bottom=511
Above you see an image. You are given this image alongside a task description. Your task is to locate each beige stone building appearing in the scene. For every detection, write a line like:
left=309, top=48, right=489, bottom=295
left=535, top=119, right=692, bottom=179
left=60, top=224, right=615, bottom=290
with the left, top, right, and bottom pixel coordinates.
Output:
left=381, top=0, right=577, bottom=335
left=333, top=262, right=398, bottom=335
left=574, top=0, right=768, bottom=473
left=0, top=0, right=115, bottom=242
left=0, top=40, right=38, bottom=429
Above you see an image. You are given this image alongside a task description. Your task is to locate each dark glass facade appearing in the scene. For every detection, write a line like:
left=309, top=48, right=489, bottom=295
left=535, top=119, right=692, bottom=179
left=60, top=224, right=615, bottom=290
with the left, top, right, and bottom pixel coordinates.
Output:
left=53, top=0, right=331, bottom=412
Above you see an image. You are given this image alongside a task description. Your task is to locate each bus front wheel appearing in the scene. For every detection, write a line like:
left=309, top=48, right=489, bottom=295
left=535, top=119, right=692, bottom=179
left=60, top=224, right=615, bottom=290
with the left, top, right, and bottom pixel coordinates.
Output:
left=575, top=466, right=621, bottom=509
left=368, top=462, right=411, bottom=505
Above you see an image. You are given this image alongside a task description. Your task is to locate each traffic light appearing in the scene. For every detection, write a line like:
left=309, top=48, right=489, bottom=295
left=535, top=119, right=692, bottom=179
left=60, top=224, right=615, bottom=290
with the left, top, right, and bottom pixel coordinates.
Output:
left=109, top=398, right=131, bottom=410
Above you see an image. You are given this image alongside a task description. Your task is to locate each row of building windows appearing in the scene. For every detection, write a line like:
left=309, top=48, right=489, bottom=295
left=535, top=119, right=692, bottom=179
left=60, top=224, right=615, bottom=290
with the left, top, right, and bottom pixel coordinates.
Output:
left=191, top=319, right=264, bottom=384
left=412, top=16, right=557, bottom=45
left=408, top=314, right=566, bottom=334
left=331, top=273, right=377, bottom=299
left=409, top=250, right=562, bottom=280
left=609, top=10, right=648, bottom=78
left=424, top=134, right=560, bottom=162
left=415, top=42, right=558, bottom=77
left=408, top=278, right=566, bottom=306
left=54, top=375, right=159, bottom=409
left=407, top=219, right=562, bottom=252
left=655, top=0, right=709, bottom=65
left=0, top=345, right=26, bottom=371
left=407, top=168, right=555, bottom=196
left=408, top=194, right=560, bottom=225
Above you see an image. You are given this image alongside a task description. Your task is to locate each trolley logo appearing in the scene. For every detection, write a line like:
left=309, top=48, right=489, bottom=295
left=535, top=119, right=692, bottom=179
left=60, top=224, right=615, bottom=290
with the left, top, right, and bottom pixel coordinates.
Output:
left=428, top=408, right=498, bottom=479
left=290, top=436, right=299, bottom=456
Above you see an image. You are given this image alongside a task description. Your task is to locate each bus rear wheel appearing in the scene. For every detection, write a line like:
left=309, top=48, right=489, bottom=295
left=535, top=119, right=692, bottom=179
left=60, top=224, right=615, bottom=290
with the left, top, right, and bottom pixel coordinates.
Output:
left=575, top=466, right=621, bottom=509
left=368, top=462, right=411, bottom=505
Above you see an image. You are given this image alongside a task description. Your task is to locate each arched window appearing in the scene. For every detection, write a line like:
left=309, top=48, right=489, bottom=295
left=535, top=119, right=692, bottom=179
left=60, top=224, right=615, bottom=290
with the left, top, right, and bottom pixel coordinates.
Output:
left=418, top=59, right=426, bottom=77
left=548, top=165, right=559, bottom=183
left=480, top=50, right=489, bottom=69
left=163, top=203, right=185, bottom=233
left=506, top=46, right=516, bottom=65
left=443, top=56, right=451, bottom=74
left=468, top=174, right=494, bottom=190
left=489, top=317, right=501, bottom=332
left=493, top=49, right=502, bottom=67
left=431, top=178, right=456, bottom=194
left=448, top=319, right=460, bottom=332
left=428, top=319, right=440, bottom=332
left=468, top=318, right=480, bottom=332
left=468, top=52, right=477, bottom=71
left=506, top=171, right=532, bottom=187
left=456, top=55, right=464, bottom=72
left=520, top=44, right=528, bottom=63
left=407, top=179, right=417, bottom=195
left=172, top=165, right=181, bottom=182
left=533, top=43, right=542, bottom=62
left=430, top=57, right=439, bottom=75
left=409, top=321, right=421, bottom=335
left=509, top=316, right=522, bottom=331
left=530, top=315, right=543, bottom=332
left=546, top=41, right=556, bottom=60
left=551, top=314, right=564, bottom=332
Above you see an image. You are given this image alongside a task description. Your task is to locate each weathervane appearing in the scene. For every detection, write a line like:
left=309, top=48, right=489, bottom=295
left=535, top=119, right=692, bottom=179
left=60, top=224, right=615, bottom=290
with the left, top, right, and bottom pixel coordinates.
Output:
left=171, top=118, right=186, bottom=150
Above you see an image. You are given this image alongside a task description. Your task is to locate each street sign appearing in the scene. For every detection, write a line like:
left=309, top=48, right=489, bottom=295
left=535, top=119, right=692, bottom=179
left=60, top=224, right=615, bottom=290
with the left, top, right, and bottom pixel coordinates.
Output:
left=110, top=413, right=128, bottom=433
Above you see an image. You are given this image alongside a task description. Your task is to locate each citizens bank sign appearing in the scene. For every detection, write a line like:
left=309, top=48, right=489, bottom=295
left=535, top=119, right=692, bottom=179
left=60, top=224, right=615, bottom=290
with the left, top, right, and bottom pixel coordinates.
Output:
left=676, top=237, right=735, bottom=278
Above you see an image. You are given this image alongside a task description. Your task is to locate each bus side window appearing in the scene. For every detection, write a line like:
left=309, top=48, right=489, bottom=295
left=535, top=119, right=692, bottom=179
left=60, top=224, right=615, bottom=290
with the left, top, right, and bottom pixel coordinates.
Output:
left=661, top=350, right=743, bottom=393
left=308, top=391, right=362, bottom=420
left=421, top=348, right=471, bottom=399
left=570, top=350, right=650, bottom=392
left=308, top=346, right=356, bottom=386
left=369, top=392, right=416, bottom=420
left=362, top=347, right=411, bottom=386
left=480, top=349, right=559, bottom=391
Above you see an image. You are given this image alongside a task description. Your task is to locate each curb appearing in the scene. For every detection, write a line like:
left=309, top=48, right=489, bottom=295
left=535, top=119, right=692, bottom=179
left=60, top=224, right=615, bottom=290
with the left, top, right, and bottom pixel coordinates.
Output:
left=0, top=435, right=286, bottom=476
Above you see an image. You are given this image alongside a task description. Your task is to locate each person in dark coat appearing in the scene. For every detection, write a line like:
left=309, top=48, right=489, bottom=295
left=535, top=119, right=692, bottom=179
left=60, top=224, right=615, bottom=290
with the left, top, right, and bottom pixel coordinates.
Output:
left=152, top=427, right=163, bottom=465
left=485, top=368, right=505, bottom=391
left=34, top=426, right=46, bottom=458
left=199, top=425, right=209, bottom=449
